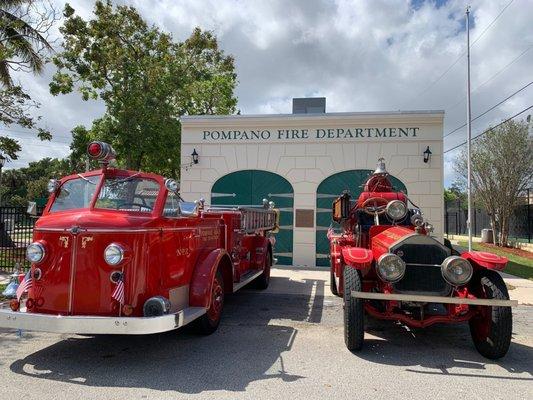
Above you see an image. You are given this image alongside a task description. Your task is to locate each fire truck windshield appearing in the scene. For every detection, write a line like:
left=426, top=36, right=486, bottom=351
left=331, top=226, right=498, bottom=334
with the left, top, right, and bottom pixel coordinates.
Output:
left=50, top=175, right=101, bottom=212
left=95, top=177, right=160, bottom=212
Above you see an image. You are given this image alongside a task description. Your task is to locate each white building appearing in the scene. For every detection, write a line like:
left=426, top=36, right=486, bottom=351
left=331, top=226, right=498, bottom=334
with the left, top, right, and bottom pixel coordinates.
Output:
left=180, top=99, right=444, bottom=267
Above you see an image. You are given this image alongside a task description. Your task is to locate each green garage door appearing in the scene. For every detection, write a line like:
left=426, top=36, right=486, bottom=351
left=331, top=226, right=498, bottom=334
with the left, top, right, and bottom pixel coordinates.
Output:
left=315, top=170, right=407, bottom=266
left=211, top=170, right=294, bottom=265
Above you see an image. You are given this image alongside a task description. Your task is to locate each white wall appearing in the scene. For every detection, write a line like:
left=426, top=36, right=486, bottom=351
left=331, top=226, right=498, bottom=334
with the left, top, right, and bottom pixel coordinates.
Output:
left=181, top=111, right=444, bottom=267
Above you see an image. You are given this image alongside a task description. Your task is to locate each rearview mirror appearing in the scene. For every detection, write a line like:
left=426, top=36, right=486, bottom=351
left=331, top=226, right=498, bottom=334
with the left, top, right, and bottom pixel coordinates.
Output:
left=332, top=191, right=351, bottom=223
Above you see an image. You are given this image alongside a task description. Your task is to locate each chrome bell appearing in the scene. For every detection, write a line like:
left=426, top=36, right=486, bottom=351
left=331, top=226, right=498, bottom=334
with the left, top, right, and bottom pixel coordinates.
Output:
left=374, top=158, right=388, bottom=175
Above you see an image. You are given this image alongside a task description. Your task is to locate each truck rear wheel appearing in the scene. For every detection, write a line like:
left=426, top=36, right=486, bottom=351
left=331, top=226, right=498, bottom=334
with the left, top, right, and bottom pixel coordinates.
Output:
left=195, top=270, right=224, bottom=335
left=255, top=251, right=272, bottom=290
left=468, top=269, right=512, bottom=359
left=343, top=267, right=364, bottom=351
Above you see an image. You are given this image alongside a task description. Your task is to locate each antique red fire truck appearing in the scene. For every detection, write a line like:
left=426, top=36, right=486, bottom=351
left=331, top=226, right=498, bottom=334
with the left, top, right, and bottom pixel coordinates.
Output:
left=329, top=158, right=517, bottom=359
left=0, top=141, right=276, bottom=335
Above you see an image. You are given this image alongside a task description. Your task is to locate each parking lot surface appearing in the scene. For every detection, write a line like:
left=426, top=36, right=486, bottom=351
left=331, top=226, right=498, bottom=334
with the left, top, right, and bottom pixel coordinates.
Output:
left=1, top=267, right=532, bottom=400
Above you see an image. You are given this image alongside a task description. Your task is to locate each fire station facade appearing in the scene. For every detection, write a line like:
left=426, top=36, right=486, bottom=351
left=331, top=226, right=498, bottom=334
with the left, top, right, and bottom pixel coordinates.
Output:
left=180, top=110, right=444, bottom=267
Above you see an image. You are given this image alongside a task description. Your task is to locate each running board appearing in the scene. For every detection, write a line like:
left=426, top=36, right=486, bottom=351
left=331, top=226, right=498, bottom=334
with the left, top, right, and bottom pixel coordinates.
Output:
left=351, top=291, right=518, bottom=307
left=233, top=270, right=263, bottom=292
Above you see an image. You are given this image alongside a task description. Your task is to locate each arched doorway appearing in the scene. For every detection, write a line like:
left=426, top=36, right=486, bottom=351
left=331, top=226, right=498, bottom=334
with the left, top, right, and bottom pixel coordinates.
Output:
left=211, top=170, right=294, bottom=265
left=315, top=170, right=408, bottom=266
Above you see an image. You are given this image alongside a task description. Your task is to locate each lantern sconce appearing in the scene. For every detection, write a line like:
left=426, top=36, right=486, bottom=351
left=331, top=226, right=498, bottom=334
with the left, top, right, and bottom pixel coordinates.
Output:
left=182, top=148, right=199, bottom=171
left=423, top=146, right=432, bottom=163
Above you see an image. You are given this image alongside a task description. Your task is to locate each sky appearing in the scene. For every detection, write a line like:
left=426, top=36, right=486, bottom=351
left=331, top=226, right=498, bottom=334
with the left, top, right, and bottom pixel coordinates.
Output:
left=3, top=0, right=533, bottom=187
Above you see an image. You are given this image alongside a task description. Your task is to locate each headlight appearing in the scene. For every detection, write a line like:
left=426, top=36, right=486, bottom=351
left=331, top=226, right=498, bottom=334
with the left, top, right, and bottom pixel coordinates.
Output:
left=410, top=213, right=424, bottom=227
left=26, top=242, right=45, bottom=263
left=104, top=243, right=124, bottom=266
left=377, top=253, right=406, bottom=283
left=441, top=256, right=473, bottom=286
left=386, top=200, right=408, bottom=220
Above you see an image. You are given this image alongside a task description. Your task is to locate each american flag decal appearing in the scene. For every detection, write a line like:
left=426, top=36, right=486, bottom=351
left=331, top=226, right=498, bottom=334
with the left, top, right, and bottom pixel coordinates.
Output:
left=16, top=271, right=33, bottom=301
left=112, top=275, right=125, bottom=305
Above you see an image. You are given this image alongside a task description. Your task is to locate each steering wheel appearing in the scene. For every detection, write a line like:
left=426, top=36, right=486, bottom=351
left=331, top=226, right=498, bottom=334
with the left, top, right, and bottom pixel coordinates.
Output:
left=118, top=202, right=153, bottom=211
left=362, top=197, right=388, bottom=216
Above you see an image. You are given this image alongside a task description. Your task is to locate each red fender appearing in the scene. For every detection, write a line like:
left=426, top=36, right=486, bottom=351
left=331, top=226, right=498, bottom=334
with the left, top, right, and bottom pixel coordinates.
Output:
left=461, top=251, right=508, bottom=270
left=341, top=247, right=373, bottom=270
left=189, top=249, right=232, bottom=308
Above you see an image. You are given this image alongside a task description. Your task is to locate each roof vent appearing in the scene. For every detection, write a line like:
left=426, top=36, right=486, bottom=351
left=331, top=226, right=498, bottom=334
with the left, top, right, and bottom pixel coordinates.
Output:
left=292, top=97, right=326, bottom=114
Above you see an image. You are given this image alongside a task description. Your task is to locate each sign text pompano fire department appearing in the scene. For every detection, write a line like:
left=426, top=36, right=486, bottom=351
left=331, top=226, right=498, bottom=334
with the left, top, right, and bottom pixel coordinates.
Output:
left=202, top=127, right=420, bottom=141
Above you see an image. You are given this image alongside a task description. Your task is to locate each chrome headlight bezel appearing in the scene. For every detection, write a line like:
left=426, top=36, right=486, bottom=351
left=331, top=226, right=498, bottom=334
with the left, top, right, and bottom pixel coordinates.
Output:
left=441, top=256, right=473, bottom=286
left=26, top=242, right=45, bottom=263
left=47, top=179, right=60, bottom=193
left=386, top=200, right=408, bottom=221
left=376, top=253, right=406, bottom=283
left=104, top=243, right=124, bottom=266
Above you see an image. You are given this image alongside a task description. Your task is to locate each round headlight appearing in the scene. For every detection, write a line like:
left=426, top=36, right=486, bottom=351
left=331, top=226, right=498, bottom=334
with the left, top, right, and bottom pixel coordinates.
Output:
left=26, top=242, right=45, bottom=263
left=377, top=253, right=406, bottom=283
left=386, top=200, right=408, bottom=220
left=410, top=213, right=424, bottom=227
left=104, top=243, right=124, bottom=266
left=441, top=256, right=473, bottom=286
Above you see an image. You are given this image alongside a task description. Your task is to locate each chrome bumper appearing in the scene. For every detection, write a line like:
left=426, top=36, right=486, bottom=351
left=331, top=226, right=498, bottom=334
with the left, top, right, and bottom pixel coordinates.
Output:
left=0, top=306, right=206, bottom=335
left=351, top=291, right=518, bottom=307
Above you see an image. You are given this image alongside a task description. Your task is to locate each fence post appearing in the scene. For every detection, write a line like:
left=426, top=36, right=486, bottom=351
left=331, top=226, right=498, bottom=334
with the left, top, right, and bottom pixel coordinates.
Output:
left=445, top=201, right=449, bottom=235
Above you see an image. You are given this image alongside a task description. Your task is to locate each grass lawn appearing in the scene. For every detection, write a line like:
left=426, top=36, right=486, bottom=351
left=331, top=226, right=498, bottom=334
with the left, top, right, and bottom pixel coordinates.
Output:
left=458, top=241, right=533, bottom=281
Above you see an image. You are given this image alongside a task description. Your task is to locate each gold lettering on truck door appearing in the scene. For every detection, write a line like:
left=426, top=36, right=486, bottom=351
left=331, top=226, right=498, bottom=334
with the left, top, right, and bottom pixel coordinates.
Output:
left=59, top=236, right=69, bottom=248
left=81, top=236, right=93, bottom=248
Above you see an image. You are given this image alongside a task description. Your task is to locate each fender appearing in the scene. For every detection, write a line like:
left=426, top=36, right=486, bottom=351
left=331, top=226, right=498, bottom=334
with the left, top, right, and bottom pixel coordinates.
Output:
left=461, top=250, right=508, bottom=271
left=341, top=247, right=373, bottom=270
left=242, top=234, right=271, bottom=268
left=189, top=248, right=233, bottom=308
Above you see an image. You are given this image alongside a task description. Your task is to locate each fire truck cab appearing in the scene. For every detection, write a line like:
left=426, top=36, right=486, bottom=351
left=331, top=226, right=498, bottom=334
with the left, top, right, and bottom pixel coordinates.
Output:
left=0, top=142, right=276, bottom=335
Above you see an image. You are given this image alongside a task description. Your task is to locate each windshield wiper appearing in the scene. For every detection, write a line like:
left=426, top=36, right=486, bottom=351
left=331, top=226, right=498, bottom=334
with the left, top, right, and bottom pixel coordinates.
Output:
left=77, top=174, right=97, bottom=184
left=108, top=173, right=142, bottom=186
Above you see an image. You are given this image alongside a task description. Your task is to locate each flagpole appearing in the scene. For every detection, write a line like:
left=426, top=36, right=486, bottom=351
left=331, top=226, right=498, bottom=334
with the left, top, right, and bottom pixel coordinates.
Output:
left=466, top=5, right=473, bottom=252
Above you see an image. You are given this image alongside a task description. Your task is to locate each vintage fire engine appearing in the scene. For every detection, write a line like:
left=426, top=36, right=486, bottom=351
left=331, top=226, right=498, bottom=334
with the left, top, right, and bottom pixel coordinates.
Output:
left=0, top=142, right=277, bottom=335
left=329, top=159, right=516, bottom=359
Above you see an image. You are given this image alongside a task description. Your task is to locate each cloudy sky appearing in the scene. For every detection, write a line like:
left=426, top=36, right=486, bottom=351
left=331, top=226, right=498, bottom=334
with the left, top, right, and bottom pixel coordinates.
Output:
left=4, top=0, right=533, bottom=186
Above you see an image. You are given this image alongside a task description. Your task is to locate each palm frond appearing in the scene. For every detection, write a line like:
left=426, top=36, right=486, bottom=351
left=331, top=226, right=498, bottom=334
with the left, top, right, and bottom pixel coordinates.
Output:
left=0, top=0, right=28, bottom=8
left=0, top=59, right=12, bottom=86
left=0, top=9, right=53, bottom=50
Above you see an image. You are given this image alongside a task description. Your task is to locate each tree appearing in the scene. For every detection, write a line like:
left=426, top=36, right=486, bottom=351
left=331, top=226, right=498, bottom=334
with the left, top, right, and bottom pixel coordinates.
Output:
left=454, top=119, right=533, bottom=246
left=0, top=0, right=56, bottom=86
left=50, top=1, right=237, bottom=177
left=0, top=0, right=57, bottom=160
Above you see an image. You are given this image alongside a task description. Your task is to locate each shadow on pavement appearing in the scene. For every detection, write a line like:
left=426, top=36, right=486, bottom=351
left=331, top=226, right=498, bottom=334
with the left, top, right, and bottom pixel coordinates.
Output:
left=357, top=317, right=533, bottom=381
left=9, top=276, right=326, bottom=393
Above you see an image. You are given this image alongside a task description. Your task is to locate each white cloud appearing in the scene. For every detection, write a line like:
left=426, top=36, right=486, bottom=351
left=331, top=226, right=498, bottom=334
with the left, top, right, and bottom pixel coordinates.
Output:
left=5, top=0, right=532, bottom=186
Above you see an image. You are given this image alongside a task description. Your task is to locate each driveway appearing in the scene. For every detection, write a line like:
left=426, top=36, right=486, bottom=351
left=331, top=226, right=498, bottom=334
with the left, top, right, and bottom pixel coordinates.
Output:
left=0, top=266, right=532, bottom=400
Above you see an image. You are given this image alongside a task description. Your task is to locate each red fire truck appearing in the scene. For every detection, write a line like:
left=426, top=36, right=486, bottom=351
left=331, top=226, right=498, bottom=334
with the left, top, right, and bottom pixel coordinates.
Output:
left=329, top=159, right=517, bottom=359
left=0, top=142, right=276, bottom=335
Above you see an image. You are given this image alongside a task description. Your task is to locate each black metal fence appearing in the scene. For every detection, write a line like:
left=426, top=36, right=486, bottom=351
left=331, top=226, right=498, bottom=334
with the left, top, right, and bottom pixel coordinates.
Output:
left=0, top=206, right=44, bottom=273
left=445, top=200, right=532, bottom=243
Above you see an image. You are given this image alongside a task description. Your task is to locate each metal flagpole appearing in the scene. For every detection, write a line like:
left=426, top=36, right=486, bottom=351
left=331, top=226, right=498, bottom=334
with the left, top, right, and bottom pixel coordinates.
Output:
left=466, top=6, right=473, bottom=251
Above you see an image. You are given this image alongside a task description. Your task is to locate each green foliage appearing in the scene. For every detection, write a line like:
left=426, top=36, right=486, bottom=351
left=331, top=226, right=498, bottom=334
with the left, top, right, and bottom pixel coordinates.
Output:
left=51, top=1, right=237, bottom=176
left=0, top=85, right=51, bottom=160
left=0, top=157, right=73, bottom=205
left=455, top=119, right=533, bottom=246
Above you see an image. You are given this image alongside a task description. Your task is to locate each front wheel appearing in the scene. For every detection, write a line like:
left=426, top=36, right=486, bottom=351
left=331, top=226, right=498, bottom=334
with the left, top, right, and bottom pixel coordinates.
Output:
left=469, top=269, right=512, bottom=359
left=343, top=267, right=364, bottom=351
left=195, top=270, right=225, bottom=335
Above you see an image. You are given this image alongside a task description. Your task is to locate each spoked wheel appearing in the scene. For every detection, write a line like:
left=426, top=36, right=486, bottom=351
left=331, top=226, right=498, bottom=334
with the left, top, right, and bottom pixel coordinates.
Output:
left=468, top=269, right=512, bottom=359
left=195, top=270, right=225, bottom=335
left=255, top=251, right=272, bottom=290
left=343, top=267, right=364, bottom=351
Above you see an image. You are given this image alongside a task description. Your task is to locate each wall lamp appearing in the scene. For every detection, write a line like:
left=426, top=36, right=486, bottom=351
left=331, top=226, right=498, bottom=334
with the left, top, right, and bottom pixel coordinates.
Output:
left=423, top=146, right=432, bottom=163
left=182, top=148, right=199, bottom=171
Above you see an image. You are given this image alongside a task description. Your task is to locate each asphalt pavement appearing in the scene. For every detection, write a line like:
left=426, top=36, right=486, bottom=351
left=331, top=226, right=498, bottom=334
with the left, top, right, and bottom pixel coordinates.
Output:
left=0, top=266, right=532, bottom=400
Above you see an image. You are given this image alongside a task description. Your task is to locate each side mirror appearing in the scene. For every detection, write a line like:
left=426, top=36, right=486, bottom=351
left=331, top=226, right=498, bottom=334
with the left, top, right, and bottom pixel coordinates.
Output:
left=27, top=201, right=37, bottom=216
left=332, top=191, right=351, bottom=223
left=179, top=201, right=199, bottom=217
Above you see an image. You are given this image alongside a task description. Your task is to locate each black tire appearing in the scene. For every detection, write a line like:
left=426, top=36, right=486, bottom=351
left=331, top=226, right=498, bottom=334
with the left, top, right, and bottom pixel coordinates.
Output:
left=343, top=267, right=364, bottom=351
left=255, top=251, right=272, bottom=290
left=330, top=262, right=339, bottom=296
left=195, top=270, right=224, bottom=335
left=468, top=269, right=512, bottom=359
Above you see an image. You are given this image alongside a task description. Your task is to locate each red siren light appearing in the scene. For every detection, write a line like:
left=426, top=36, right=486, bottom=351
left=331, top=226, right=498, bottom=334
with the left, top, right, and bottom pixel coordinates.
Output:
left=87, top=141, right=116, bottom=165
